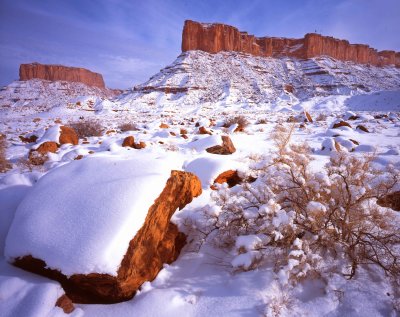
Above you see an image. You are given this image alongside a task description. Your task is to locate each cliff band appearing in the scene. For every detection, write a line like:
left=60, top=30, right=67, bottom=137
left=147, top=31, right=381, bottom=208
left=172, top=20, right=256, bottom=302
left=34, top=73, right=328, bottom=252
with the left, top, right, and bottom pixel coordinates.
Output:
left=182, top=20, right=400, bottom=67
left=19, top=63, right=106, bottom=88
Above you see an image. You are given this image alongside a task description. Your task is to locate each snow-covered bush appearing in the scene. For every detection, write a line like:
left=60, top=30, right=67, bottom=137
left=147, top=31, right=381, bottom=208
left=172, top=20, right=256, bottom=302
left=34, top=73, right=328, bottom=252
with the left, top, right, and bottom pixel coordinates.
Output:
left=202, top=124, right=400, bottom=285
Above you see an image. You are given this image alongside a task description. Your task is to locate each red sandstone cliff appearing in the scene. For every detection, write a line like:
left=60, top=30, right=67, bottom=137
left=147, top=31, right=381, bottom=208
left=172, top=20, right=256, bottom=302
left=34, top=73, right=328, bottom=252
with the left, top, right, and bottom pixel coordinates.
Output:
left=19, top=63, right=106, bottom=88
left=182, top=20, right=399, bottom=67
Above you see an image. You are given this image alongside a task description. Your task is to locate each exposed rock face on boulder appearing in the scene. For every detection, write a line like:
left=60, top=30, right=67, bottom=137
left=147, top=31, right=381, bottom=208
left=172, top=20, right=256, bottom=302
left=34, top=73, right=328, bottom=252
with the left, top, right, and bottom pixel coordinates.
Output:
left=211, top=170, right=241, bottom=190
left=19, top=63, right=105, bottom=88
left=356, top=125, right=369, bottom=133
left=377, top=191, right=400, bottom=211
left=19, top=134, right=38, bottom=143
left=199, top=126, right=212, bottom=135
left=28, top=141, right=59, bottom=165
left=122, top=136, right=146, bottom=149
left=332, top=121, right=352, bottom=129
left=182, top=20, right=400, bottom=67
left=122, top=136, right=135, bottom=147
left=59, top=126, right=79, bottom=145
left=206, top=136, right=236, bottom=155
left=7, top=161, right=202, bottom=304
left=36, top=141, right=58, bottom=154
left=55, top=295, right=75, bottom=314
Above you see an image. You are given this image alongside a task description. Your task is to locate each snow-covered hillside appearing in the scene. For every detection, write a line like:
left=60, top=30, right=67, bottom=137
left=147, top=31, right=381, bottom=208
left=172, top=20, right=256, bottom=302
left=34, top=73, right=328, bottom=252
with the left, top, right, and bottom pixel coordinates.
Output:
left=119, top=51, right=400, bottom=110
left=0, top=79, right=118, bottom=116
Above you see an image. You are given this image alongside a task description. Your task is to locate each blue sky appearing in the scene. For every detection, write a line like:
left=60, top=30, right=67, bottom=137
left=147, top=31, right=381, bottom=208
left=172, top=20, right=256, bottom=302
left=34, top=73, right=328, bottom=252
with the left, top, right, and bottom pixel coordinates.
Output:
left=1, top=0, right=399, bottom=88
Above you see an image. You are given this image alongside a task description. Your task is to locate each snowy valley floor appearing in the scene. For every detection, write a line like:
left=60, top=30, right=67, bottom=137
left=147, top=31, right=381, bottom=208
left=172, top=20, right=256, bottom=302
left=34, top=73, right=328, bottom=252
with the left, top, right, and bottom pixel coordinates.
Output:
left=0, top=93, right=400, bottom=317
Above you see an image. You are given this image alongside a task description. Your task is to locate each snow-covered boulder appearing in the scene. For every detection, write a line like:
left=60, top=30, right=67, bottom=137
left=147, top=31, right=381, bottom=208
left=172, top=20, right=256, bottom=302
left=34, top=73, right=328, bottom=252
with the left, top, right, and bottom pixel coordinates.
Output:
left=184, top=156, right=240, bottom=189
left=4, top=155, right=202, bottom=303
left=34, top=124, right=78, bottom=147
left=205, top=136, right=236, bottom=155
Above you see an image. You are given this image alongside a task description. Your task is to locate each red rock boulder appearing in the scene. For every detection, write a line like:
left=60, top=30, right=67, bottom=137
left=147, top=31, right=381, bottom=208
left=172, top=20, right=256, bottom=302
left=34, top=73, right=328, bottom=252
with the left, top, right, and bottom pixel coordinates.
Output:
left=12, top=170, right=202, bottom=304
left=211, top=170, right=241, bottom=190
left=206, top=136, right=236, bottom=155
left=59, top=126, right=79, bottom=145
left=332, top=121, right=352, bottom=129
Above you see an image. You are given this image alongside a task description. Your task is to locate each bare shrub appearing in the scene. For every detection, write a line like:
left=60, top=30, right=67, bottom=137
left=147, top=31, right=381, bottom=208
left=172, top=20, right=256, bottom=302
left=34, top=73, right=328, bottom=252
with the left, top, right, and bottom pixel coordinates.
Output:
left=270, top=123, right=296, bottom=155
left=69, top=119, right=103, bottom=138
left=223, top=115, right=250, bottom=131
left=315, top=113, right=328, bottom=121
left=199, top=123, right=400, bottom=286
left=0, top=134, right=11, bottom=172
left=118, top=122, right=139, bottom=132
left=256, top=118, right=268, bottom=124
left=263, top=282, right=294, bottom=317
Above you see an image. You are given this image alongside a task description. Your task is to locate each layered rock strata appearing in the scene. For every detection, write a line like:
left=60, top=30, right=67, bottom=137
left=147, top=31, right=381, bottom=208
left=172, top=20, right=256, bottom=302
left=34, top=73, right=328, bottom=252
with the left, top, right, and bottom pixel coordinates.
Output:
left=19, top=63, right=105, bottom=88
left=182, top=20, right=400, bottom=67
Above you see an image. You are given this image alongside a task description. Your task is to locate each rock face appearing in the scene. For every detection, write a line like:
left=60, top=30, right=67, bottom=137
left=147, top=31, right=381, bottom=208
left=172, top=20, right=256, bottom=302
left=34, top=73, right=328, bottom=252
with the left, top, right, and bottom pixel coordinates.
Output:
left=211, top=170, right=241, bottom=190
left=182, top=20, right=400, bottom=67
left=19, top=63, right=105, bottom=88
left=55, top=295, right=75, bottom=314
left=59, top=126, right=79, bottom=145
left=12, top=170, right=202, bottom=303
left=206, top=136, right=236, bottom=155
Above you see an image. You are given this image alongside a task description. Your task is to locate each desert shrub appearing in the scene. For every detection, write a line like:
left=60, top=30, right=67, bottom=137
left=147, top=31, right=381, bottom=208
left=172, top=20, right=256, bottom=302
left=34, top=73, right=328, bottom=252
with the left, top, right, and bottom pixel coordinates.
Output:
left=223, top=115, right=250, bottom=131
left=118, top=122, right=139, bottom=132
left=315, top=113, right=328, bottom=121
left=256, top=118, right=268, bottom=124
left=69, top=119, right=103, bottom=138
left=0, top=134, right=11, bottom=172
left=200, top=124, right=400, bottom=285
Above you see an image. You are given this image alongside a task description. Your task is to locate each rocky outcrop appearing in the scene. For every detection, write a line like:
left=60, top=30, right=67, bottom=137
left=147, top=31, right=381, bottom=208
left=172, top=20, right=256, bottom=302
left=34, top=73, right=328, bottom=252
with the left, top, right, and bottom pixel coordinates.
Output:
left=122, top=136, right=146, bottom=149
left=12, top=170, right=202, bottom=304
left=206, top=135, right=236, bottom=155
left=182, top=20, right=400, bottom=67
left=59, top=126, right=79, bottom=145
left=19, top=63, right=105, bottom=88
left=211, top=170, right=241, bottom=190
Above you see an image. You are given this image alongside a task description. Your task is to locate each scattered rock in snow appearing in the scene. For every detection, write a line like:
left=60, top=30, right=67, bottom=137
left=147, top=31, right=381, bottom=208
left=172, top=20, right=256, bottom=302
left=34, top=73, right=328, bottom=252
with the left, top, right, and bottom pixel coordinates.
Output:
left=59, top=126, right=79, bottom=145
left=332, top=121, right=352, bottom=129
left=304, top=111, right=313, bottom=123
left=28, top=141, right=58, bottom=165
left=321, top=138, right=339, bottom=153
left=122, top=136, right=135, bottom=147
left=133, top=141, right=146, bottom=149
left=55, top=294, right=75, bottom=314
left=19, top=134, right=38, bottom=143
left=356, top=124, right=369, bottom=133
left=122, top=136, right=146, bottom=149
left=198, top=126, right=212, bottom=135
left=206, top=136, right=236, bottom=155
left=211, top=170, right=241, bottom=190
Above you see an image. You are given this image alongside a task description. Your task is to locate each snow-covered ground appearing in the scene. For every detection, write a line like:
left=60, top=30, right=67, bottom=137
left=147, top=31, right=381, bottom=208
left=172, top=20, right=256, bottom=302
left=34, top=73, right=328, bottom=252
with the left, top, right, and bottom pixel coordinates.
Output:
left=1, top=88, right=399, bottom=316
